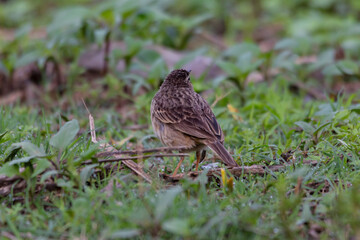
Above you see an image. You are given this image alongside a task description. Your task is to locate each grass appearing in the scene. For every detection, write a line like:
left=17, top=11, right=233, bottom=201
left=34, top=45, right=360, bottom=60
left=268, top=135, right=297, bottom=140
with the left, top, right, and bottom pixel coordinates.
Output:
left=1, top=78, right=360, bottom=239
left=1, top=0, right=360, bottom=239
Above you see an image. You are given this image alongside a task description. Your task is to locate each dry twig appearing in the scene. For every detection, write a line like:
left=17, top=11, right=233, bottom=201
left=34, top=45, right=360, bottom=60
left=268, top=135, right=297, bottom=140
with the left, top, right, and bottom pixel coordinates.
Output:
left=82, top=153, right=189, bottom=165
left=82, top=99, right=153, bottom=183
left=96, top=146, right=189, bottom=157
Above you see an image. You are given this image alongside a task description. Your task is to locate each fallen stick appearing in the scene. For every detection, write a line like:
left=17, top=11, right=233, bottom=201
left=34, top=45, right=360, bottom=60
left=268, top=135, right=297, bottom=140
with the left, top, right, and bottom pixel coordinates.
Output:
left=82, top=153, right=189, bottom=165
left=0, top=175, right=22, bottom=188
left=96, top=146, right=189, bottom=157
left=0, top=179, right=26, bottom=197
left=82, top=99, right=153, bottom=183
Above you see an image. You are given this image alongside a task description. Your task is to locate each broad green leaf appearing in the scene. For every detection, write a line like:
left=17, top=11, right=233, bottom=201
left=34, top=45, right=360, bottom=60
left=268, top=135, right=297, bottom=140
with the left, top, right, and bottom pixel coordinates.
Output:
left=315, top=103, right=336, bottom=117
left=31, top=159, right=52, bottom=177
left=56, top=178, right=75, bottom=189
left=4, top=146, right=21, bottom=162
left=313, top=122, right=331, bottom=137
left=295, top=121, right=315, bottom=135
left=109, top=229, right=140, bottom=239
left=274, top=38, right=298, bottom=50
left=298, top=201, right=313, bottom=224
left=8, top=155, right=48, bottom=166
left=94, top=29, right=109, bottom=45
left=129, top=205, right=152, bottom=226
left=0, top=131, right=8, bottom=142
left=162, top=218, right=190, bottom=236
left=265, top=105, right=281, bottom=122
left=186, top=14, right=212, bottom=29
left=12, top=141, right=45, bottom=156
left=217, top=60, right=242, bottom=77
left=48, top=7, right=92, bottom=33
left=174, top=48, right=207, bottom=69
left=238, top=58, right=263, bottom=73
left=349, top=104, right=360, bottom=114
left=224, top=43, right=260, bottom=57
left=124, top=36, right=143, bottom=57
left=0, top=163, right=19, bottom=177
left=155, top=186, right=182, bottom=221
left=122, top=74, right=151, bottom=95
left=335, top=110, right=351, bottom=120
left=137, top=49, right=161, bottom=65
left=198, top=213, right=226, bottom=237
left=50, top=119, right=80, bottom=150
left=272, top=51, right=296, bottom=70
left=15, top=23, right=32, bottom=39
left=100, top=9, right=115, bottom=26
left=148, top=58, right=167, bottom=86
left=336, top=60, right=359, bottom=75
left=322, top=63, right=342, bottom=76
left=342, top=38, right=360, bottom=51
left=78, top=144, right=99, bottom=162
left=80, top=164, right=98, bottom=186
left=212, top=75, right=227, bottom=87
left=15, top=51, right=42, bottom=68
left=9, top=156, right=36, bottom=165
left=40, top=170, right=59, bottom=183
left=195, top=168, right=209, bottom=185
left=308, top=49, right=334, bottom=71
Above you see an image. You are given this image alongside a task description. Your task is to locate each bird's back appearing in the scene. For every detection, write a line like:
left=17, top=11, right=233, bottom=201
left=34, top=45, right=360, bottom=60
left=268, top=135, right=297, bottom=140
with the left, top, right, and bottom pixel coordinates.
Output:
left=151, top=86, right=224, bottom=144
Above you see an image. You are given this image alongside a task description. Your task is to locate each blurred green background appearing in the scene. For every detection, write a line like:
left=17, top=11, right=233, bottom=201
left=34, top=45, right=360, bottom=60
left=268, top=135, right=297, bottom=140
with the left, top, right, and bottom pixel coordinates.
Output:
left=1, top=0, right=360, bottom=107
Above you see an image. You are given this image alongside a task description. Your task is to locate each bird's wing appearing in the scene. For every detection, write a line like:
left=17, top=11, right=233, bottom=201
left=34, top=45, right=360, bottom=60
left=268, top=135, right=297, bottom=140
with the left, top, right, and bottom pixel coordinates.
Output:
left=152, top=94, right=224, bottom=142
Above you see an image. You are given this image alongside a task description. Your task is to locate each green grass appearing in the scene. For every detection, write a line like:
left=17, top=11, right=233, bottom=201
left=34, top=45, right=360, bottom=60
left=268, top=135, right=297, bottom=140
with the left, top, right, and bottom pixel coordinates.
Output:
left=1, top=0, right=360, bottom=239
left=1, top=78, right=360, bottom=239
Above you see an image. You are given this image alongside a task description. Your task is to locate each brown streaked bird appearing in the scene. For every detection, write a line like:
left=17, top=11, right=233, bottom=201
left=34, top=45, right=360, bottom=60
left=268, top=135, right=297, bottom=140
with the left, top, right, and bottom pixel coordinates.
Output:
left=151, top=69, right=239, bottom=176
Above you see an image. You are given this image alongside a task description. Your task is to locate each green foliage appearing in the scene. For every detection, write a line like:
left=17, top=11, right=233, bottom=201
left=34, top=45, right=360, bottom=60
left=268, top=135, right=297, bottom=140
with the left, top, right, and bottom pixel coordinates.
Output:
left=1, top=79, right=360, bottom=238
left=50, top=119, right=79, bottom=150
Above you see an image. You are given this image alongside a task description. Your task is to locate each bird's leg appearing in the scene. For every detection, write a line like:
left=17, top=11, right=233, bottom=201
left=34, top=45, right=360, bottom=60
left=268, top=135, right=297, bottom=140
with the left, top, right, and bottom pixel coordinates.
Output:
left=190, top=150, right=207, bottom=172
left=201, top=150, right=207, bottom=162
left=172, top=156, right=184, bottom=176
left=195, top=151, right=201, bottom=171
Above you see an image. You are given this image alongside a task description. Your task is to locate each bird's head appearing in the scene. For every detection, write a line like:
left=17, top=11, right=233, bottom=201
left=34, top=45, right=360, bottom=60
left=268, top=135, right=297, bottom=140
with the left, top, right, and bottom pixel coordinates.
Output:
left=161, top=69, right=192, bottom=88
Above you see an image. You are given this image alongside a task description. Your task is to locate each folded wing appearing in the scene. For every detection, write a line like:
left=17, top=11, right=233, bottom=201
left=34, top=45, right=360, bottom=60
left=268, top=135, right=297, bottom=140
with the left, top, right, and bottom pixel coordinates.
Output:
left=152, top=95, right=224, bottom=144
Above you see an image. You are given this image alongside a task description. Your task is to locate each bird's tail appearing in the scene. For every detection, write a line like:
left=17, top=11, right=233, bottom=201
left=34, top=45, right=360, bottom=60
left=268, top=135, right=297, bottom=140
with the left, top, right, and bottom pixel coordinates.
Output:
left=207, top=141, right=239, bottom=167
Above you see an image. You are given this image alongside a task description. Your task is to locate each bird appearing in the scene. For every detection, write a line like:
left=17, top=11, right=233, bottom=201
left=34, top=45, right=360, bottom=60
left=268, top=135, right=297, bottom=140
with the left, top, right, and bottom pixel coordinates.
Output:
left=150, top=69, right=239, bottom=176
